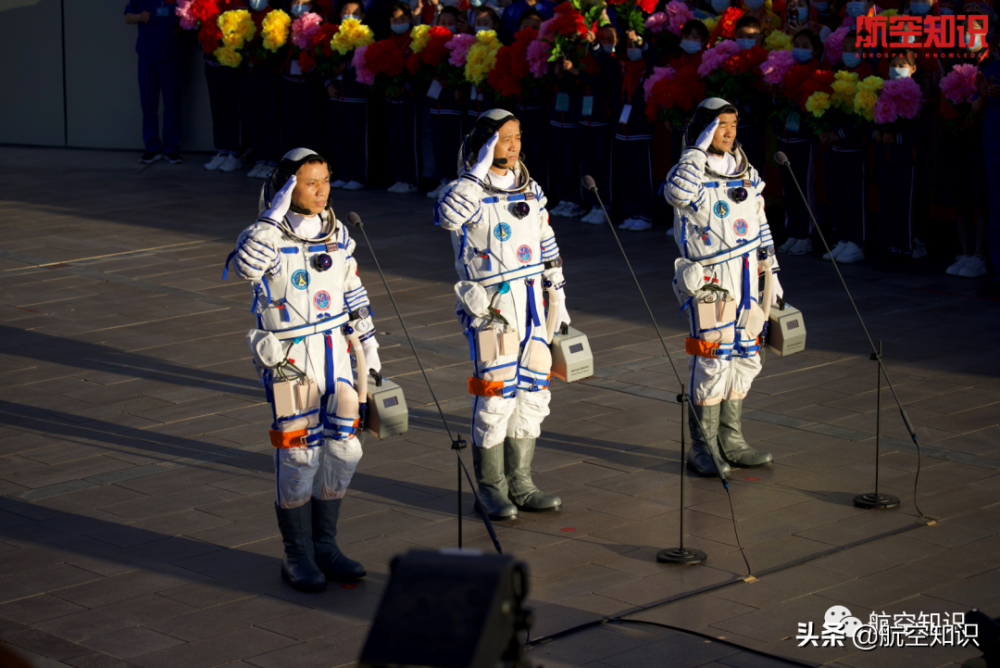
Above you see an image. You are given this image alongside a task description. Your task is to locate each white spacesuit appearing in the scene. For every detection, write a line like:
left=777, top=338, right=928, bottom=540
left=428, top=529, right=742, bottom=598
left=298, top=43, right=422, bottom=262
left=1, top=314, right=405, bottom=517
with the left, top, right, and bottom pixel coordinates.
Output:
left=436, top=109, right=568, bottom=521
left=663, top=99, right=779, bottom=478
left=227, top=148, right=378, bottom=591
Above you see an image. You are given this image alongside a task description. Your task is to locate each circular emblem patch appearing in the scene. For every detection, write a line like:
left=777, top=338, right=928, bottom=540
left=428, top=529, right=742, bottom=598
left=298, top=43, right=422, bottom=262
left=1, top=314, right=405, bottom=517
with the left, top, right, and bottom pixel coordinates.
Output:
left=733, top=219, right=748, bottom=237
left=291, top=270, right=310, bottom=290
left=313, top=290, right=331, bottom=311
left=713, top=201, right=730, bottom=219
left=517, top=245, right=532, bottom=263
left=494, top=222, right=512, bottom=242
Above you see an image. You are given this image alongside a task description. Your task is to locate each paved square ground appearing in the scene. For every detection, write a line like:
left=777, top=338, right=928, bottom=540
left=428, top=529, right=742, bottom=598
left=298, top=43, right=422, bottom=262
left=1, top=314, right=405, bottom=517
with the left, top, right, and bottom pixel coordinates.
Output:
left=0, top=148, right=998, bottom=668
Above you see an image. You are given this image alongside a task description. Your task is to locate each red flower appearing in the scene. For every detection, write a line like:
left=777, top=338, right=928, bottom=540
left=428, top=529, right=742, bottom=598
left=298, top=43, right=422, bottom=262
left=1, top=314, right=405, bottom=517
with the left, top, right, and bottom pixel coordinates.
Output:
left=190, top=0, right=220, bottom=23
left=721, top=45, right=768, bottom=76
left=551, top=2, right=587, bottom=37
left=298, top=49, right=317, bottom=73
left=198, top=21, right=222, bottom=54
left=636, top=0, right=657, bottom=13
left=488, top=27, right=537, bottom=97
left=782, top=65, right=834, bottom=106
left=365, top=37, right=409, bottom=78
left=646, top=66, right=705, bottom=120
left=710, top=6, right=743, bottom=42
left=313, top=23, right=338, bottom=57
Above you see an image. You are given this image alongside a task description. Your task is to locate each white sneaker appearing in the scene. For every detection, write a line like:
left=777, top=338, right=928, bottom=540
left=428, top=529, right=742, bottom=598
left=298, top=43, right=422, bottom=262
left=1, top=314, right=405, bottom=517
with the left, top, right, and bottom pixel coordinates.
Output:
left=581, top=207, right=604, bottom=224
left=246, top=163, right=260, bottom=178
left=629, top=218, right=652, bottom=231
left=563, top=202, right=586, bottom=218
left=912, top=238, right=928, bottom=260
left=836, top=241, right=865, bottom=264
left=550, top=201, right=569, bottom=216
left=787, top=238, right=813, bottom=255
left=946, top=255, right=971, bottom=276
left=823, top=240, right=848, bottom=261
left=343, top=180, right=365, bottom=191
left=331, top=179, right=347, bottom=189
left=204, top=152, right=226, bottom=171
left=387, top=182, right=404, bottom=193
left=619, top=218, right=636, bottom=230
left=248, top=163, right=267, bottom=178
left=777, top=237, right=797, bottom=253
left=394, top=183, right=418, bottom=194
left=958, top=254, right=987, bottom=278
left=426, top=183, right=445, bottom=199
left=218, top=154, right=242, bottom=172
left=257, top=164, right=274, bottom=179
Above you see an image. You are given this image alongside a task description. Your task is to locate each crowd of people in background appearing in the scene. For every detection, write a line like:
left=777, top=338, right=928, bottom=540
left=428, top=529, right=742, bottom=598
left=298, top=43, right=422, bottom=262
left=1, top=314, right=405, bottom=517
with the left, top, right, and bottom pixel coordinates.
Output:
left=125, top=0, right=1000, bottom=294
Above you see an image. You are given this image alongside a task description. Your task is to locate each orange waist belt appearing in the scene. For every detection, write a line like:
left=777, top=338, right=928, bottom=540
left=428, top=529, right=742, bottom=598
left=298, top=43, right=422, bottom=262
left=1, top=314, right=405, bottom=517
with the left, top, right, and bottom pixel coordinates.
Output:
left=269, top=428, right=310, bottom=449
left=469, top=377, right=507, bottom=397
left=686, top=338, right=721, bottom=358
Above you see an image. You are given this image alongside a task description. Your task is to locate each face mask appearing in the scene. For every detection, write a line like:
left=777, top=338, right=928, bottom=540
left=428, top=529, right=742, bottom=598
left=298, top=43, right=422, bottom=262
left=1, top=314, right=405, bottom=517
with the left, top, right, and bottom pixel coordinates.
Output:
left=443, top=24, right=457, bottom=32
left=680, top=39, right=703, bottom=53
left=908, top=1, right=930, bottom=13
left=939, top=6, right=954, bottom=13
left=795, top=6, right=809, bottom=21
left=627, top=47, right=643, bottom=61
left=290, top=3, right=310, bottom=16
left=842, top=52, right=861, bottom=67
left=846, top=0, right=867, bottom=15
left=469, top=0, right=484, bottom=6
left=711, top=0, right=730, bottom=12
left=248, top=0, right=268, bottom=10
left=343, top=13, right=361, bottom=21
left=813, top=1, right=829, bottom=11
left=391, top=22, right=410, bottom=33
left=601, top=43, right=615, bottom=53
left=736, top=37, right=757, bottom=50
left=966, top=33, right=981, bottom=49
left=889, top=66, right=912, bottom=79
left=792, top=47, right=813, bottom=62
left=745, top=0, right=765, bottom=9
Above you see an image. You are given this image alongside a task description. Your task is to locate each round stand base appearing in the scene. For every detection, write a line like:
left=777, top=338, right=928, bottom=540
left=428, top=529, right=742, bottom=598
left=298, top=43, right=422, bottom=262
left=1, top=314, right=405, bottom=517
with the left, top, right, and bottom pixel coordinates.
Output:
left=853, top=492, right=901, bottom=510
left=656, top=547, right=707, bottom=565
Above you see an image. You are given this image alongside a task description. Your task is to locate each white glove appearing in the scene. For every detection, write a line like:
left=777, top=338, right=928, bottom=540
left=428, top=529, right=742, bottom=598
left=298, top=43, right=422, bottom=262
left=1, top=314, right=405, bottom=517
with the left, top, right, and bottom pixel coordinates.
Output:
left=455, top=281, right=490, bottom=318
left=674, top=257, right=706, bottom=297
left=771, top=271, right=785, bottom=302
left=262, top=175, right=297, bottom=221
left=235, top=234, right=280, bottom=280
left=556, top=301, right=571, bottom=329
left=361, top=337, right=381, bottom=375
left=696, top=118, right=720, bottom=152
left=469, top=132, right=499, bottom=181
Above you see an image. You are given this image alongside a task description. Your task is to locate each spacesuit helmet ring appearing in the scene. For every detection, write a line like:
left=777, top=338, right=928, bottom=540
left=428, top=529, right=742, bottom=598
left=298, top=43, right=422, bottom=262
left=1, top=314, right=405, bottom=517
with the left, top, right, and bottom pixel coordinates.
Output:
left=686, top=97, right=740, bottom=154
left=262, top=148, right=333, bottom=215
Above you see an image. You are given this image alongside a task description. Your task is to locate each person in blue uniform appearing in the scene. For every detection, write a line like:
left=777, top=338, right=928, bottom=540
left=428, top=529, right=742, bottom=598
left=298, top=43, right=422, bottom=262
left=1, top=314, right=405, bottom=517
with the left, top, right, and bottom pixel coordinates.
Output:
left=125, top=0, right=184, bottom=164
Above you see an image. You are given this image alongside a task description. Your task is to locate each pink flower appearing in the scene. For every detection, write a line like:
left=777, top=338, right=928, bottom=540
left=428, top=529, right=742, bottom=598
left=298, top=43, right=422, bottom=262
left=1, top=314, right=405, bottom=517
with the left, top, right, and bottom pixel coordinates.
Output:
left=353, top=44, right=375, bottom=84
left=883, top=77, right=922, bottom=118
left=761, top=49, right=795, bottom=85
left=527, top=39, right=551, bottom=78
left=823, top=25, right=850, bottom=66
left=645, top=12, right=669, bottom=35
left=698, top=39, right=741, bottom=76
left=175, top=0, right=198, bottom=30
left=664, top=0, right=695, bottom=35
left=873, top=95, right=898, bottom=124
left=940, top=63, right=979, bottom=104
left=291, top=12, right=322, bottom=49
left=446, top=33, right=476, bottom=67
left=538, top=18, right=556, bottom=42
left=643, top=66, right=676, bottom=101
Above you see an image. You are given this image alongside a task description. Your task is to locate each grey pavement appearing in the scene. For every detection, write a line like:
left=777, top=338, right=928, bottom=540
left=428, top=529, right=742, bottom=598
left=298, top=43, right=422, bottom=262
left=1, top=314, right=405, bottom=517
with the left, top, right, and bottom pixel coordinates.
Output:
left=0, top=147, right=998, bottom=668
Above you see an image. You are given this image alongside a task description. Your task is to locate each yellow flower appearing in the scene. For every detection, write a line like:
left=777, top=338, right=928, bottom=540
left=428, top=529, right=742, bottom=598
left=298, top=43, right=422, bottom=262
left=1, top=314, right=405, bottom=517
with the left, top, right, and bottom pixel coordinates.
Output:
left=262, top=9, right=291, bottom=52
left=764, top=30, right=792, bottom=51
left=465, top=36, right=500, bottom=85
left=830, top=69, right=859, bottom=108
left=331, top=17, right=374, bottom=55
left=214, top=46, right=243, bottom=68
left=410, top=24, right=431, bottom=53
left=218, top=9, right=256, bottom=49
left=701, top=17, right=718, bottom=34
left=805, top=91, right=831, bottom=117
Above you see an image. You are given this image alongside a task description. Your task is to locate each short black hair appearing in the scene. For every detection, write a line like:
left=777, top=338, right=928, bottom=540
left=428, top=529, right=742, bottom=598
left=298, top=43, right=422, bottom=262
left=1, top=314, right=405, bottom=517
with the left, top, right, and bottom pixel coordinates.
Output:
left=734, top=15, right=761, bottom=32
left=518, top=8, right=543, bottom=26
left=389, top=1, right=412, bottom=18
left=474, top=5, right=500, bottom=27
left=680, top=19, right=709, bottom=41
left=438, top=6, right=460, bottom=21
left=793, top=27, right=823, bottom=55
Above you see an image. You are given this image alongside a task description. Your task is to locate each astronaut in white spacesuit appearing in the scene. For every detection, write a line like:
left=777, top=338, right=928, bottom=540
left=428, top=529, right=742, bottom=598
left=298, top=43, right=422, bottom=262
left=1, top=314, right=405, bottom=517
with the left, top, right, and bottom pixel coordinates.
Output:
left=436, top=109, right=569, bottom=521
left=664, top=99, right=781, bottom=478
left=228, top=148, right=380, bottom=592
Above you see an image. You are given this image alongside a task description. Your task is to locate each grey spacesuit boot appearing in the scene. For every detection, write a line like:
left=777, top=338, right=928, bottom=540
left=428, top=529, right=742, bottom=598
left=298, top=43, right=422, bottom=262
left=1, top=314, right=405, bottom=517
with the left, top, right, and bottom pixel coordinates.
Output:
left=275, top=502, right=326, bottom=593
left=504, top=437, right=562, bottom=512
left=312, top=499, right=366, bottom=581
left=473, top=445, right=519, bottom=520
left=718, top=399, right=773, bottom=468
left=687, top=403, right=731, bottom=478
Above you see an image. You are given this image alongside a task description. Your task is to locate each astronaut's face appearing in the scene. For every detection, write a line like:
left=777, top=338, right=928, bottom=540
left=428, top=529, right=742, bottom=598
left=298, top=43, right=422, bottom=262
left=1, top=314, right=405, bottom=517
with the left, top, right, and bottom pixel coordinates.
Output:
left=292, top=161, right=331, bottom=215
left=491, top=120, right=521, bottom=173
left=712, top=113, right=738, bottom=154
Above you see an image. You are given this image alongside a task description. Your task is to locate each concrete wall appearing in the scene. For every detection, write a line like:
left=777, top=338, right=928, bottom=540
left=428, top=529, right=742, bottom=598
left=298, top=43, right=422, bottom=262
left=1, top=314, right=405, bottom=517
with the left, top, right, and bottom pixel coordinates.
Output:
left=0, top=0, right=215, bottom=151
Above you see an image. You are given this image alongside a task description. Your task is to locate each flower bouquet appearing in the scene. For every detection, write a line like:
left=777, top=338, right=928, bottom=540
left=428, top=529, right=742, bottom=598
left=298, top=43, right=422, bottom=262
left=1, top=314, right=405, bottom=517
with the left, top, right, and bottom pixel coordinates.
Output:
left=643, top=65, right=705, bottom=127
left=289, top=11, right=324, bottom=74
left=211, top=8, right=257, bottom=67
left=802, top=69, right=861, bottom=131
left=537, top=1, right=602, bottom=67
left=763, top=30, right=792, bottom=51
left=406, top=24, right=459, bottom=86
left=698, top=40, right=768, bottom=103
left=354, top=34, right=412, bottom=97
left=242, top=8, right=291, bottom=67
left=709, top=6, right=744, bottom=43
left=607, top=0, right=657, bottom=34
left=645, top=0, right=695, bottom=36
left=939, top=63, right=979, bottom=133
left=871, top=76, right=922, bottom=130
left=781, top=64, right=835, bottom=129
left=488, top=28, right=546, bottom=100
left=464, top=30, right=502, bottom=88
